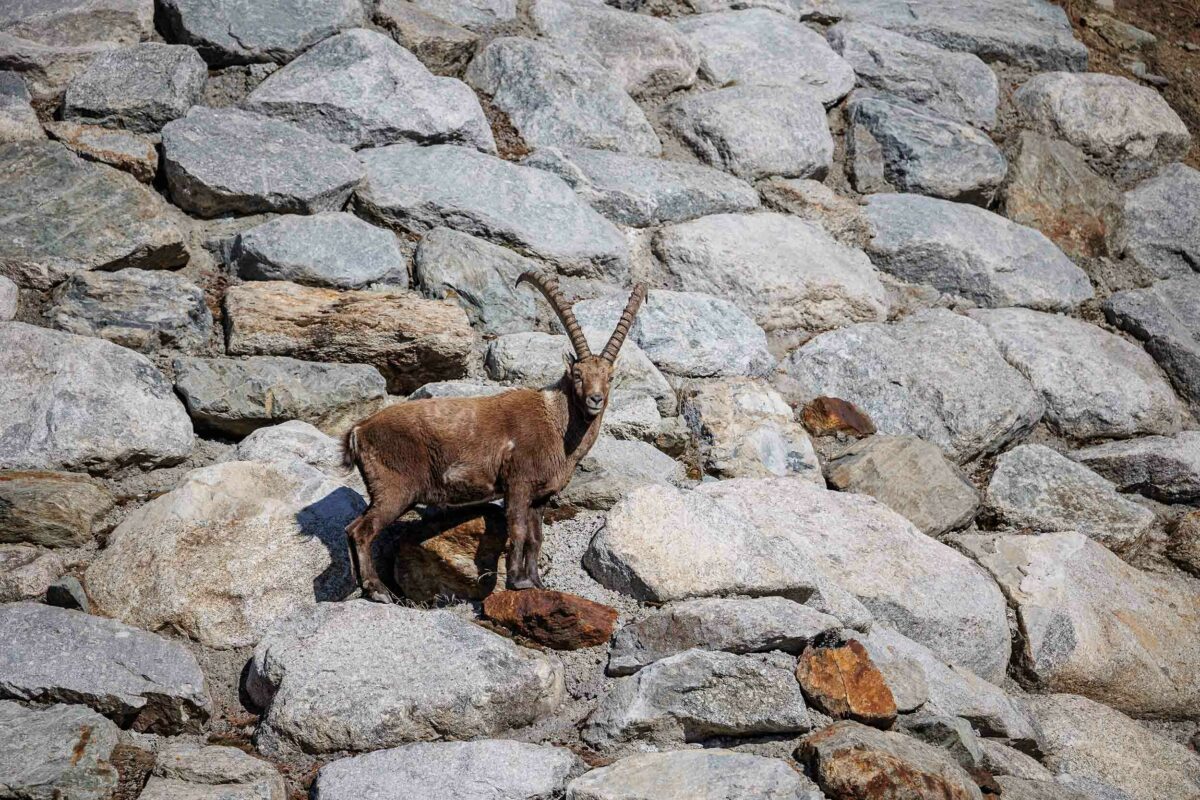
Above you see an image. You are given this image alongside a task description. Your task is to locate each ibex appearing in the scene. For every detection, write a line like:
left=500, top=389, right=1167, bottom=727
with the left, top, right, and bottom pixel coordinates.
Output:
left=342, top=272, right=647, bottom=601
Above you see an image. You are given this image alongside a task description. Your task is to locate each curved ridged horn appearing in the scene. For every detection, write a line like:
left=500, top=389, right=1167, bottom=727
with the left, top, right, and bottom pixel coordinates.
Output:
left=516, top=271, right=591, bottom=358
left=600, top=283, right=647, bottom=363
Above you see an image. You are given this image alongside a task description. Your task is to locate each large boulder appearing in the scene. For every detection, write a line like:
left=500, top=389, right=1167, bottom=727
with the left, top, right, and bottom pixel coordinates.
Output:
left=62, top=42, right=206, bottom=132
left=1072, top=431, right=1200, bottom=503
left=248, top=601, right=565, bottom=754
left=244, top=29, right=494, bottom=152
left=1105, top=275, right=1200, bottom=412
left=0, top=700, right=121, bottom=800
left=556, top=437, right=685, bottom=511
left=567, top=750, right=823, bottom=800
left=0, top=470, right=113, bottom=547
left=1118, top=163, right=1200, bottom=279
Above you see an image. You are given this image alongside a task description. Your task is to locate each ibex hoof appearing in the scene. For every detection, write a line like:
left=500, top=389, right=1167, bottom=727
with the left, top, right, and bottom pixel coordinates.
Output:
left=507, top=577, right=536, bottom=591
left=364, top=584, right=398, bottom=604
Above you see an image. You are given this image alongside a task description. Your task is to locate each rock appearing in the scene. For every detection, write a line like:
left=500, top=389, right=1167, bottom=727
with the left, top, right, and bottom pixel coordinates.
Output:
left=522, top=147, right=758, bottom=228
left=0, top=276, right=16, bottom=320
left=566, top=750, right=824, bottom=800
left=243, top=29, right=494, bottom=152
left=141, top=742, right=285, bottom=800
left=0, top=141, right=186, bottom=289
left=483, top=589, right=618, bottom=649
left=681, top=377, right=821, bottom=481
left=984, top=444, right=1153, bottom=550
left=316, top=740, right=580, bottom=800
left=784, top=309, right=1044, bottom=463
left=173, top=355, right=387, bottom=437
left=249, top=600, right=564, bottom=754
left=62, top=43, right=205, bottom=132
left=1002, top=131, right=1122, bottom=259
left=409, top=0, right=515, bottom=31
left=1015, top=72, right=1190, bottom=179
left=222, top=420, right=353, bottom=482
left=1027, top=693, right=1200, bottom=800
left=826, top=435, right=980, bottom=536
left=1105, top=275, right=1200, bottom=413
left=0, top=603, right=210, bottom=732
left=1071, top=431, right=1200, bottom=502
left=392, top=505, right=509, bottom=602
left=969, top=308, right=1183, bottom=441
left=0, top=470, right=113, bottom=547
left=675, top=9, right=853, bottom=106
left=992, top=776, right=1117, bottom=800
left=800, top=397, right=876, bottom=438
left=0, top=545, right=64, bottom=602
left=0, top=70, right=42, bottom=141
left=574, top=290, right=774, bottom=379
left=608, top=597, right=842, bottom=676
left=978, top=739, right=1053, bottom=781
left=796, top=640, right=897, bottom=728
left=373, top=0, right=479, bottom=77
left=45, top=576, right=89, bottom=613
left=663, top=85, right=833, bottom=181
left=46, top=268, right=212, bottom=354
left=85, top=459, right=364, bottom=649
left=800, top=720, right=983, bottom=800
left=582, top=649, right=811, bottom=749
left=759, top=178, right=871, bottom=246
left=224, top=281, right=476, bottom=394
left=900, top=715, right=983, bottom=771
left=45, top=121, right=157, bottom=182
left=161, top=107, right=363, bottom=217
left=846, top=92, right=1007, bottom=203
left=410, top=378, right=507, bottom=400
left=601, top=391, right=667, bottom=444
left=466, top=37, right=660, bottom=157
left=0, top=700, right=121, bottom=800
left=531, top=0, right=697, bottom=96
left=826, top=23, right=998, bottom=127
left=960, top=532, right=1200, bottom=718
left=232, top=212, right=408, bottom=289
left=158, top=0, right=366, bottom=66
left=863, top=193, right=1093, bottom=311
left=356, top=143, right=629, bottom=280
left=1118, top=163, right=1200, bottom=279
left=0, top=323, right=193, bottom=473
left=1169, top=511, right=1200, bottom=576
left=654, top=212, right=887, bottom=335
left=557, top=437, right=685, bottom=511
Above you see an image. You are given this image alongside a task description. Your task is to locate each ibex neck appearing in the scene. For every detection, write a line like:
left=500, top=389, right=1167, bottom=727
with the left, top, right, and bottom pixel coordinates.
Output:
left=551, top=376, right=605, bottom=470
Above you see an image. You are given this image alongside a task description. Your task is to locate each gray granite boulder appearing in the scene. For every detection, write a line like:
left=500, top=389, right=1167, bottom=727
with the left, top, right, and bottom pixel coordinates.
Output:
left=232, top=212, right=409, bottom=289
left=1105, top=275, right=1200, bottom=413
left=46, top=268, right=212, bottom=354
left=243, top=28, right=495, bottom=152
left=0, top=276, right=15, bottom=320
left=969, top=308, right=1183, bottom=441
left=249, top=600, right=565, bottom=754
left=0, top=70, right=43, bottom=141
left=223, top=420, right=347, bottom=475
left=0, top=602, right=210, bottom=732
left=0, top=140, right=186, bottom=289
left=0, top=471, right=113, bottom=548
left=466, top=37, right=660, bottom=157
left=827, top=22, right=997, bottom=127
left=356, top=143, right=629, bottom=280
left=140, top=742, right=285, bottom=800
left=863, top=193, right=1093, bottom=311
left=557, top=437, right=685, bottom=510
left=522, top=147, right=759, bottom=228
left=372, top=0, right=479, bottom=76
left=45, top=120, right=157, bottom=182
left=0, top=700, right=120, bottom=800
left=1118, top=163, right=1200, bottom=279
left=409, top=0, right=515, bottom=31
left=663, top=85, right=833, bottom=181
left=567, top=750, right=823, bottom=800
left=0, top=545, right=65, bottom=602
left=784, top=309, right=1044, bottom=463
left=1071, top=431, right=1200, bottom=503
left=62, top=42, right=206, bottom=132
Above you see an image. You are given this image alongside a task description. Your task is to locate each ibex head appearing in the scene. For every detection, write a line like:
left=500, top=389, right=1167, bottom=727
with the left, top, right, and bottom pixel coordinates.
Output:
left=518, top=271, right=647, bottom=418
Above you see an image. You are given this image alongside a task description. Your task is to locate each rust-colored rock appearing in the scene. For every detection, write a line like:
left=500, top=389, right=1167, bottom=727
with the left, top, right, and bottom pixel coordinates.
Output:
left=801, top=397, right=876, bottom=438
left=46, top=121, right=158, bottom=183
left=797, top=640, right=897, bottom=728
left=483, top=589, right=618, bottom=650
left=392, top=505, right=509, bottom=602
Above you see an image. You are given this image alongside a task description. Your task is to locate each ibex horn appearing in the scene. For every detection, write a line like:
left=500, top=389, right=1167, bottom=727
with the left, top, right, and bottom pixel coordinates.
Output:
left=516, top=271, right=592, bottom=358
left=600, top=283, right=647, bottom=363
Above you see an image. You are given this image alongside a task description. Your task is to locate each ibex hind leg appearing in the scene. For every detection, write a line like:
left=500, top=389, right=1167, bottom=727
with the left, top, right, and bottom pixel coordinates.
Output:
left=525, top=506, right=546, bottom=590
left=347, top=487, right=414, bottom=603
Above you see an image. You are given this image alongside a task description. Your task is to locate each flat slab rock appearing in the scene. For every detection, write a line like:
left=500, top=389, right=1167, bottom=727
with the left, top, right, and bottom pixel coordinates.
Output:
left=1071, top=431, right=1200, bottom=503
left=567, top=750, right=824, bottom=800
left=0, top=700, right=121, bottom=800
left=141, top=741, right=285, bottom=800
left=0, top=70, right=42, bottom=141
left=1106, top=275, right=1200, bottom=412
left=62, top=42, right=206, bottom=132
left=482, top=589, right=618, bottom=650
left=45, top=120, right=159, bottom=182
left=0, top=470, right=113, bottom=548
left=409, top=0, right=516, bottom=32
left=0, top=603, right=210, bottom=733
left=248, top=600, right=564, bottom=755
left=1118, top=163, right=1200, bottom=279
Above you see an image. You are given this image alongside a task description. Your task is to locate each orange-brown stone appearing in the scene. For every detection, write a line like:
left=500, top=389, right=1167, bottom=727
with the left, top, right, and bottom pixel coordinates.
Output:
left=483, top=589, right=618, bottom=650
left=392, top=505, right=509, bottom=603
left=796, top=640, right=897, bottom=728
left=801, top=397, right=876, bottom=438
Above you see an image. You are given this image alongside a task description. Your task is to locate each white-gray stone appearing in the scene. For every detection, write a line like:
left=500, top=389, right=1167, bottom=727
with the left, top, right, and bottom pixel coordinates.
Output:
left=141, top=742, right=285, bottom=800
left=1105, top=276, right=1200, bottom=414
left=0, top=70, right=43, bottom=141
left=0, top=700, right=120, bottom=800
left=0, top=276, right=15, bottom=321
left=567, top=750, right=824, bottom=800
left=558, top=437, right=685, bottom=510
left=62, top=42, right=206, bottom=132
left=409, top=379, right=507, bottom=400
left=1118, top=163, right=1200, bottom=280
left=0, top=545, right=64, bottom=602
left=223, top=420, right=350, bottom=480
left=1071, top=431, right=1200, bottom=502
left=409, top=0, right=515, bottom=31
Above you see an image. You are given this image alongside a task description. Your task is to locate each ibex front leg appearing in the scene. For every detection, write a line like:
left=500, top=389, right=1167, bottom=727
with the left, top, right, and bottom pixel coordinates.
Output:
left=525, top=503, right=546, bottom=590
left=505, top=485, right=535, bottom=590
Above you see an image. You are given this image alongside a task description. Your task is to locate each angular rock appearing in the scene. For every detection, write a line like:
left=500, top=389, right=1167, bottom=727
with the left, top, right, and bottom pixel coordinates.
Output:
left=232, top=212, right=409, bottom=289
left=800, top=397, right=875, bottom=438
left=0, top=470, right=113, bottom=547
left=392, top=504, right=509, bottom=602
left=0, top=323, right=193, bottom=473
left=759, top=178, right=870, bottom=246
left=45, top=121, right=157, bottom=182
left=483, top=589, right=618, bottom=650
left=969, top=307, right=1183, bottom=440
left=978, top=739, right=1053, bottom=781
left=1071, top=431, right=1200, bottom=502
left=567, top=750, right=823, bottom=800
left=863, top=193, right=1093, bottom=311
left=784, top=309, right=1044, bottom=463
left=601, top=391, right=667, bottom=444
left=663, top=85, right=833, bottom=181
left=161, top=107, right=363, bottom=217
left=1118, top=163, right=1200, bottom=279
left=356, top=143, right=629, bottom=280
left=827, top=23, right=998, bottom=127
left=522, top=147, right=759, bottom=228
left=46, top=268, right=212, bottom=354
left=409, top=0, right=515, bottom=31
left=409, top=378, right=507, bottom=400
left=654, top=212, right=887, bottom=334
left=961, top=532, right=1200, bottom=718
left=222, top=420, right=351, bottom=479
left=900, top=715, right=983, bottom=773
left=316, top=740, right=580, bottom=800
left=244, top=29, right=494, bottom=152
left=158, top=0, right=366, bottom=66
left=224, top=281, right=476, bottom=394
left=992, top=776, right=1117, bottom=800
left=466, top=37, right=660, bottom=157
left=0, top=602, right=210, bottom=733
left=556, top=437, right=685, bottom=511
left=373, top=0, right=479, bottom=77
left=0, top=700, right=120, bottom=800
left=62, top=43, right=206, bottom=132
left=1169, top=511, right=1200, bottom=576
left=826, top=435, right=980, bottom=536
left=0, top=275, right=16, bottom=321
left=676, top=9, right=853, bottom=106
left=0, top=70, right=42, bottom=141
left=249, top=600, right=565, bottom=754
left=1105, top=275, right=1200, bottom=413
left=797, top=640, right=897, bottom=728
left=0, top=545, right=63, bottom=602
left=984, top=444, right=1153, bottom=550
left=531, top=0, right=697, bottom=96
left=141, top=742, right=285, bottom=800
left=0, top=141, right=186, bottom=289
